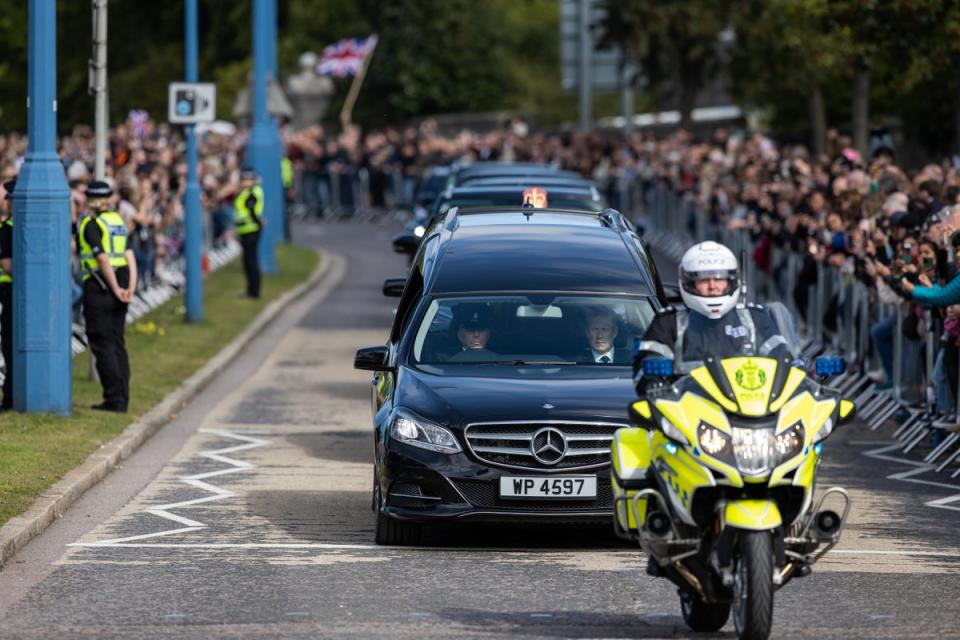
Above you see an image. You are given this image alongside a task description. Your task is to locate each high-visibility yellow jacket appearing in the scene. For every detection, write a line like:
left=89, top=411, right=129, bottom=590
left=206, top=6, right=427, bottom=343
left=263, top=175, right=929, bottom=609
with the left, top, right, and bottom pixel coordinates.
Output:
left=234, top=186, right=264, bottom=235
left=78, top=211, right=128, bottom=280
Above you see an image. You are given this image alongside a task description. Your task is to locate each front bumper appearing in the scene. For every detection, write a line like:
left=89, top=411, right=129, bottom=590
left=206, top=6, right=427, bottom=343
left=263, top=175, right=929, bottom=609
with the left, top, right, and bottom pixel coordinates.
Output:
left=380, top=440, right=613, bottom=524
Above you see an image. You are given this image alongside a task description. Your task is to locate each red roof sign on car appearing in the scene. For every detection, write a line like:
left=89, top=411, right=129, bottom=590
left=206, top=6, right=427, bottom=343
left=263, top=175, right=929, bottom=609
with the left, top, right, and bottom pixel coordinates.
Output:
left=522, top=187, right=548, bottom=208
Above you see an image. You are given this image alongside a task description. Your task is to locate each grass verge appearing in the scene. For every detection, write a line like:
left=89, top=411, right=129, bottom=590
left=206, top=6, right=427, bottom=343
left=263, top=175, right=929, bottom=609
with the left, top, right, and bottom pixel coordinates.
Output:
left=0, top=244, right=319, bottom=525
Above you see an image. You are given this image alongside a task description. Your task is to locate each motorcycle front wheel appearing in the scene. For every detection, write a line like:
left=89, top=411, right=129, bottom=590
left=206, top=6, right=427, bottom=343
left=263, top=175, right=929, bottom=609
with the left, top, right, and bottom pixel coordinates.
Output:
left=733, top=531, right=774, bottom=640
left=680, top=590, right=730, bottom=632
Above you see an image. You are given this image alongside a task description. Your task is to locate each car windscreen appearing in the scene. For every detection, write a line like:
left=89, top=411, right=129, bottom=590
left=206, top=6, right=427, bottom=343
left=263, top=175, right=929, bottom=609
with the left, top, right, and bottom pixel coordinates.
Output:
left=437, top=195, right=602, bottom=215
left=410, top=295, right=656, bottom=370
left=415, top=173, right=448, bottom=204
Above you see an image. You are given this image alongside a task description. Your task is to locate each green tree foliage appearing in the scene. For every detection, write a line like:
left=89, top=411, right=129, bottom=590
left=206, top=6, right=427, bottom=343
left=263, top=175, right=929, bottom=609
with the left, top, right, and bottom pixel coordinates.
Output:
left=0, top=0, right=565, bottom=132
left=598, top=0, right=734, bottom=128
left=729, top=0, right=846, bottom=155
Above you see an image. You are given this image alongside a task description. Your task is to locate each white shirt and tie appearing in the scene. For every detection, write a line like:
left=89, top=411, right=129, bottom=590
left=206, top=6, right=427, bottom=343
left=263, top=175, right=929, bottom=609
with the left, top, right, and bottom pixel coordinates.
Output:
left=591, top=348, right=615, bottom=364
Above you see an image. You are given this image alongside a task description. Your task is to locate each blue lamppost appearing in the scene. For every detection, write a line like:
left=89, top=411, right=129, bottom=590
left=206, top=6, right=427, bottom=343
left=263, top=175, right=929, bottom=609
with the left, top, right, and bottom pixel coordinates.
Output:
left=10, top=0, right=72, bottom=414
left=247, top=0, right=284, bottom=272
left=183, top=0, right=203, bottom=322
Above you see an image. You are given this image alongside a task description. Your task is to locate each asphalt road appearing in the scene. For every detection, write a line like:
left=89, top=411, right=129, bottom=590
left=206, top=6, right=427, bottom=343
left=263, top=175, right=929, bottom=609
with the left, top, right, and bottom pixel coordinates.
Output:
left=0, top=218, right=959, bottom=639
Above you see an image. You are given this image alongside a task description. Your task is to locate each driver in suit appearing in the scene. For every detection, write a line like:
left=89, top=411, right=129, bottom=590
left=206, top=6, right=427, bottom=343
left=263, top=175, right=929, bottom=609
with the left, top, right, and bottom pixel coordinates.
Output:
left=576, top=307, right=630, bottom=364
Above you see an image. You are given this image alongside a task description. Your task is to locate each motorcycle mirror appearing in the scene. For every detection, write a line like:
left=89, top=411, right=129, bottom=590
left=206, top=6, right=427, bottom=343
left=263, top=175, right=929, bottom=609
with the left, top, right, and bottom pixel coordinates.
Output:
left=838, top=399, right=856, bottom=424
left=629, top=400, right=652, bottom=425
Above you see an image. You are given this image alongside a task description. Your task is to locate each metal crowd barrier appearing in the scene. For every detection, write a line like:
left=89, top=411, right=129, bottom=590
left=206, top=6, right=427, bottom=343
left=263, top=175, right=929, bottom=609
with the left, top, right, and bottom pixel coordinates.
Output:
left=69, top=241, right=242, bottom=357
left=291, top=167, right=410, bottom=223
left=642, top=182, right=960, bottom=477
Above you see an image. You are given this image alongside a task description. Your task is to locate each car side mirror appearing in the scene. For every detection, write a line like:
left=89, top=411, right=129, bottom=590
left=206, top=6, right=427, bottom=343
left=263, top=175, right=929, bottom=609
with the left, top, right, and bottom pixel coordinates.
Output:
left=382, top=277, right=406, bottom=297
left=392, top=232, right=419, bottom=255
left=354, top=345, right=391, bottom=371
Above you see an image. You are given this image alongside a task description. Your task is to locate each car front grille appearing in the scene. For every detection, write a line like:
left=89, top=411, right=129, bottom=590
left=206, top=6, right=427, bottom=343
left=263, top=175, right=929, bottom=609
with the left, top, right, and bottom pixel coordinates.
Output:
left=451, top=477, right=614, bottom=511
left=463, top=421, right=622, bottom=471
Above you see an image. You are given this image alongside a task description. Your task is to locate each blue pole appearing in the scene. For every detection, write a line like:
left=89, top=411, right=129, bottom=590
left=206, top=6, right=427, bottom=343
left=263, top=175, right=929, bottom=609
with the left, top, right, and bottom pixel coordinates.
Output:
left=183, top=0, right=203, bottom=322
left=264, top=0, right=277, bottom=79
left=264, top=0, right=287, bottom=244
left=247, top=0, right=285, bottom=263
left=264, top=0, right=286, bottom=244
left=11, top=0, right=72, bottom=414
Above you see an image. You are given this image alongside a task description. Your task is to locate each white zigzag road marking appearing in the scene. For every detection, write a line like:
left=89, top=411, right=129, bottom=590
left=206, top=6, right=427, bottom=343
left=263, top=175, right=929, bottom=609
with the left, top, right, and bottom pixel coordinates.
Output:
left=68, top=429, right=268, bottom=547
left=856, top=441, right=960, bottom=513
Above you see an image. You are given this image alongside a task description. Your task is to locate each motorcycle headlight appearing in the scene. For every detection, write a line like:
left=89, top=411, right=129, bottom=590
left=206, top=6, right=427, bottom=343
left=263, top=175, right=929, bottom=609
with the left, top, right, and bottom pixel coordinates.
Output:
left=774, top=422, right=805, bottom=462
left=390, top=410, right=462, bottom=454
left=697, top=422, right=734, bottom=464
left=732, top=427, right=776, bottom=477
left=414, top=225, right=426, bottom=238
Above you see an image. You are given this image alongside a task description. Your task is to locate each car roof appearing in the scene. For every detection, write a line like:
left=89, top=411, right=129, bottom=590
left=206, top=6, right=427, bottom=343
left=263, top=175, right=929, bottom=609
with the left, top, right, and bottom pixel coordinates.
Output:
left=428, top=209, right=653, bottom=295
left=447, top=185, right=598, bottom=198
left=461, top=176, right=597, bottom=189
left=454, top=163, right=580, bottom=180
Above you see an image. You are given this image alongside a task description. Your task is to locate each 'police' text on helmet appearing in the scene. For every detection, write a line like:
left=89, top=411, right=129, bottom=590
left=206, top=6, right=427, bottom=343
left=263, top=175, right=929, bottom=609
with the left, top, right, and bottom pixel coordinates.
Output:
left=678, top=241, right=741, bottom=319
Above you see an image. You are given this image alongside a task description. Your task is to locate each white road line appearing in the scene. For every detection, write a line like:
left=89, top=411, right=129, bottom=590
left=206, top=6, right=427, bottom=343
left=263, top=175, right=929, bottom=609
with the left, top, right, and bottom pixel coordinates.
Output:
left=857, top=441, right=960, bottom=513
left=68, top=429, right=268, bottom=547
left=65, top=542, right=960, bottom=558
left=831, top=549, right=960, bottom=558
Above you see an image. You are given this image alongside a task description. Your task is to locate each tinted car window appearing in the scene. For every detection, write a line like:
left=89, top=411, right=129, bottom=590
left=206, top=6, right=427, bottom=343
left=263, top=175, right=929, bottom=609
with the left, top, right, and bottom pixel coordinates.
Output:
left=410, top=295, right=655, bottom=368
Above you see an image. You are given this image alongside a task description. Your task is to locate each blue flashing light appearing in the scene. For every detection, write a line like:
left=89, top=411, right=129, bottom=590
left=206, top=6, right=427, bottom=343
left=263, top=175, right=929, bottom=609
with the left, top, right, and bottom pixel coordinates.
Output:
left=665, top=443, right=679, bottom=455
left=815, top=356, right=846, bottom=378
left=693, top=447, right=701, bottom=456
left=814, top=443, right=824, bottom=455
left=643, top=357, right=674, bottom=378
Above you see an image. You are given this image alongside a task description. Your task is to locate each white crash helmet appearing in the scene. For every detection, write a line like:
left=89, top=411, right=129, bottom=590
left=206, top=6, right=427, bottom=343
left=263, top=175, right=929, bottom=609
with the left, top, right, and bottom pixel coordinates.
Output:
left=679, top=241, right=741, bottom=319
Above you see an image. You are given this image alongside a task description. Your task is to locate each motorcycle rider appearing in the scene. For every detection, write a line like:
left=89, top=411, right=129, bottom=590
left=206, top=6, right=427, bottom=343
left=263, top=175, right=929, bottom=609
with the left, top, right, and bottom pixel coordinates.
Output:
left=633, top=241, right=790, bottom=392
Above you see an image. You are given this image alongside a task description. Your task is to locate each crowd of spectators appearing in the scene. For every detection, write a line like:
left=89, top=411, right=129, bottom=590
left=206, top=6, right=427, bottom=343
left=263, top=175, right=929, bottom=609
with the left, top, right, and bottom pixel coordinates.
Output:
left=3, top=114, right=960, bottom=423
left=0, top=114, right=248, bottom=303
left=284, top=120, right=960, bottom=426
left=642, top=127, right=960, bottom=424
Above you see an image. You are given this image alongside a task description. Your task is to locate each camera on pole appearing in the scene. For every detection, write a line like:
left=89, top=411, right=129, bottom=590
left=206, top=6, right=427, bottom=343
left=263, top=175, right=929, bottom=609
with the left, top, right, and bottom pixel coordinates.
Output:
left=168, top=82, right=217, bottom=124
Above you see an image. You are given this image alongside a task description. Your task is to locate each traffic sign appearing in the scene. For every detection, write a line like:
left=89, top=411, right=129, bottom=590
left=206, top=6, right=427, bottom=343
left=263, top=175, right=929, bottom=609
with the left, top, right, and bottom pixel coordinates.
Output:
left=559, top=0, right=625, bottom=93
left=168, top=82, right=216, bottom=124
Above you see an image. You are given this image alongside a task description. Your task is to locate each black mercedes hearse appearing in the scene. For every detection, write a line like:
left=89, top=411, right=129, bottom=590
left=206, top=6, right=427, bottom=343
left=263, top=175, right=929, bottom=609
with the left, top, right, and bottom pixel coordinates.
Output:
left=355, top=206, right=666, bottom=544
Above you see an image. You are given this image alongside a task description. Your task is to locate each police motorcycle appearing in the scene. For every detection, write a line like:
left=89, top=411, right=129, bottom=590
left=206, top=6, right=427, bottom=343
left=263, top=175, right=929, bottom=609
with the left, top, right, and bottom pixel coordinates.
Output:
left=611, top=245, right=856, bottom=640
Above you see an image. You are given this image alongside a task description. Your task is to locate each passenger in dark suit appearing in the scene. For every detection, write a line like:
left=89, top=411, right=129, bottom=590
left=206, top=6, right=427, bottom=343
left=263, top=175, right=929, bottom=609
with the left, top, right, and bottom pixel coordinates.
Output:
left=574, top=307, right=631, bottom=364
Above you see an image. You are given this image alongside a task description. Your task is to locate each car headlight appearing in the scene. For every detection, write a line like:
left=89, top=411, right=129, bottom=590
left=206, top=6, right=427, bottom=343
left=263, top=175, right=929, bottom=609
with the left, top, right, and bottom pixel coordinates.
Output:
left=732, top=427, right=775, bottom=476
left=697, top=422, right=734, bottom=464
left=390, top=410, right=462, bottom=454
left=774, top=422, right=805, bottom=461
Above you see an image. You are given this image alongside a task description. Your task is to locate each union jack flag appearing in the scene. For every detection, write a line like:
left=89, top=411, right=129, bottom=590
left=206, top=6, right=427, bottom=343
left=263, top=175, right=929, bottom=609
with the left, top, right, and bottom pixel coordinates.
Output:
left=317, top=36, right=378, bottom=77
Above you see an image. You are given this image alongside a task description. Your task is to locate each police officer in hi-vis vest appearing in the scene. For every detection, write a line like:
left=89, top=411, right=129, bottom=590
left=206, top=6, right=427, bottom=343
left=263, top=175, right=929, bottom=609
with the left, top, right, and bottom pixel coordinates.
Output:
left=78, top=180, right=138, bottom=413
left=0, top=179, right=15, bottom=410
left=234, top=168, right=266, bottom=299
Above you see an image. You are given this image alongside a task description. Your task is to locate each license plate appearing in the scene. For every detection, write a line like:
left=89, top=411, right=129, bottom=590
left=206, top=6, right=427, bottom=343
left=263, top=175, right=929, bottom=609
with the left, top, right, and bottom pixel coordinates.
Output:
left=499, top=476, right=597, bottom=499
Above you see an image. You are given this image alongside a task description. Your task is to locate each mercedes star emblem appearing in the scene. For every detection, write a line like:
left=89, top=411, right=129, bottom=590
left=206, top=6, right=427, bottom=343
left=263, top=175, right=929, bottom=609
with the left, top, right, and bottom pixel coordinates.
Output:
left=530, top=427, right=568, bottom=465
